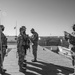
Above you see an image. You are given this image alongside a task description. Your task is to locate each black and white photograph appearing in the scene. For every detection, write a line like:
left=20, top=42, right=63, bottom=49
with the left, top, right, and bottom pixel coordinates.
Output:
left=0, top=0, right=75, bottom=75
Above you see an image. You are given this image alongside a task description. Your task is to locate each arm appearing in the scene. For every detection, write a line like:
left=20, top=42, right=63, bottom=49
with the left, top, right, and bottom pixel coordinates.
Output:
left=30, top=33, right=38, bottom=43
left=16, top=36, right=20, bottom=58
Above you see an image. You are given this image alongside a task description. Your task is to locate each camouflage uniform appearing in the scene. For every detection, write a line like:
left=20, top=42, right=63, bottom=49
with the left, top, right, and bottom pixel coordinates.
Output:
left=30, top=28, right=38, bottom=62
left=69, top=31, right=75, bottom=66
left=17, top=26, right=30, bottom=72
left=64, top=24, right=75, bottom=74
left=0, top=25, right=7, bottom=73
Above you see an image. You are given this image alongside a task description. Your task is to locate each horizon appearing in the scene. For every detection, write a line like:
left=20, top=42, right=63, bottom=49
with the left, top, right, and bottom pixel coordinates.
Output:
left=0, top=0, right=75, bottom=36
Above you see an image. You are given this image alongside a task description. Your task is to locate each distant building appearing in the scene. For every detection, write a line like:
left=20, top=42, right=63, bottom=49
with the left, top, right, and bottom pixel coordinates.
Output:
left=6, top=36, right=16, bottom=43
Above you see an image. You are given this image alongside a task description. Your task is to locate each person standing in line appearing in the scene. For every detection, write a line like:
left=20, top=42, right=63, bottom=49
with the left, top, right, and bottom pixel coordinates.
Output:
left=30, top=28, right=38, bottom=62
left=0, top=25, right=7, bottom=74
left=17, top=26, right=30, bottom=73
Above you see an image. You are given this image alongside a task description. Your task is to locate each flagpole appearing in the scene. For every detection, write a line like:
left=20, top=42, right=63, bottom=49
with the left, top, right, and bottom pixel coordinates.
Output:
left=16, top=21, right=17, bottom=37
left=0, top=10, right=2, bottom=25
left=15, top=21, right=18, bottom=58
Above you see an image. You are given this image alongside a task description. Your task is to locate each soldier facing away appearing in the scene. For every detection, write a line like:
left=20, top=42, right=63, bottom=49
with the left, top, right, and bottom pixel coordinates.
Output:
left=17, top=26, right=30, bottom=73
left=0, top=25, right=7, bottom=74
left=30, top=28, right=38, bottom=62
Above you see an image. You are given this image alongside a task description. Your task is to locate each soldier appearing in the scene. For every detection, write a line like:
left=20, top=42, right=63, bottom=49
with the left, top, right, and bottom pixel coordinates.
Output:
left=0, top=25, right=7, bottom=74
left=64, top=24, right=75, bottom=74
left=30, top=28, right=38, bottom=62
left=17, top=26, right=30, bottom=73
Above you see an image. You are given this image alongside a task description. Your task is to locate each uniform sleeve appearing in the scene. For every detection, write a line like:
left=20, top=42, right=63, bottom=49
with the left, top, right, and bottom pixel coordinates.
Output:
left=33, top=33, right=38, bottom=41
left=17, top=36, right=20, bottom=52
left=17, top=36, right=23, bottom=52
left=30, top=33, right=38, bottom=44
left=5, top=37, right=8, bottom=48
left=2, top=33, right=8, bottom=49
left=27, top=35, right=30, bottom=48
left=1, top=33, right=7, bottom=55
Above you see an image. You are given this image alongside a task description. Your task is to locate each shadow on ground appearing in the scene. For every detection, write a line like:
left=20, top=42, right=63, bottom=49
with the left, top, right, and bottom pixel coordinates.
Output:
left=24, top=60, right=74, bottom=75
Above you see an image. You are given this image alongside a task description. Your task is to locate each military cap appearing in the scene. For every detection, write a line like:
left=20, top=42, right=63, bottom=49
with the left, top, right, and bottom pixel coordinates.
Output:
left=0, top=25, right=5, bottom=31
left=19, top=26, right=26, bottom=32
left=72, top=24, right=75, bottom=31
left=21, top=26, right=26, bottom=30
left=31, top=28, right=35, bottom=32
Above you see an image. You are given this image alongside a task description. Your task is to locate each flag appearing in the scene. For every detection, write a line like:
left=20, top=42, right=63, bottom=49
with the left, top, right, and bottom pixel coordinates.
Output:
left=14, top=26, right=16, bottom=29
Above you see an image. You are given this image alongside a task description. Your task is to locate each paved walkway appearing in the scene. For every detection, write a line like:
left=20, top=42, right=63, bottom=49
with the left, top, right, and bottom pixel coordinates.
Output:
left=1, top=45, right=74, bottom=75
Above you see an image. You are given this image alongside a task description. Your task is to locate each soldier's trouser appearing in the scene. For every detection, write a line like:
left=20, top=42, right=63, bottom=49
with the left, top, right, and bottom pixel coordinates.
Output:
left=18, top=55, right=25, bottom=70
left=32, top=45, right=38, bottom=60
left=18, top=46, right=27, bottom=70
left=71, top=53, right=75, bottom=66
left=0, top=54, right=4, bottom=68
left=71, top=47, right=75, bottom=66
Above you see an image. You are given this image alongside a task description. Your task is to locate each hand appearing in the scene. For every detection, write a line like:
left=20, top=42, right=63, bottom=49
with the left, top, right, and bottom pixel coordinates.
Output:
left=5, top=53, right=8, bottom=57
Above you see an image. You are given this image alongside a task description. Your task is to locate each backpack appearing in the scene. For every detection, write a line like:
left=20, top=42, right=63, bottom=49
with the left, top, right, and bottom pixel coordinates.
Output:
left=69, top=34, right=75, bottom=45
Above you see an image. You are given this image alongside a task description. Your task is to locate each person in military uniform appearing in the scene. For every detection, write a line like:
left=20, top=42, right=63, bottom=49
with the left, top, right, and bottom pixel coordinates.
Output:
left=64, top=24, right=75, bottom=74
left=30, top=28, right=38, bottom=62
left=17, top=26, right=30, bottom=73
left=0, top=25, right=7, bottom=74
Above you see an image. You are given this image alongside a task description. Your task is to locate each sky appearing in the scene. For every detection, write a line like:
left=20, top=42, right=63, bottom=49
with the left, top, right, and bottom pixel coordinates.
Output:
left=0, top=0, right=75, bottom=36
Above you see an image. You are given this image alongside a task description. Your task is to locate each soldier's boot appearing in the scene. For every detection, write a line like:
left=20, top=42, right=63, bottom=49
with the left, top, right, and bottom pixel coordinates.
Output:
left=19, top=67, right=23, bottom=72
left=32, top=59, right=37, bottom=62
left=19, top=64, right=26, bottom=73
left=0, top=67, right=5, bottom=74
left=22, top=67, right=26, bottom=73
left=19, top=67, right=26, bottom=73
left=19, top=64, right=22, bottom=71
left=23, top=60, right=26, bottom=65
left=3, top=68, right=7, bottom=72
left=22, top=60, right=27, bottom=72
left=72, top=59, right=74, bottom=66
left=32, top=56, right=37, bottom=62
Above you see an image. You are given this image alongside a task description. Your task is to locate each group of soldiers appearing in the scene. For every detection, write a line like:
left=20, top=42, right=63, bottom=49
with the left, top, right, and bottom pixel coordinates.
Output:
left=1, top=24, right=75, bottom=74
left=17, top=26, right=38, bottom=73
left=0, top=25, right=38, bottom=74
left=16, top=24, right=75, bottom=74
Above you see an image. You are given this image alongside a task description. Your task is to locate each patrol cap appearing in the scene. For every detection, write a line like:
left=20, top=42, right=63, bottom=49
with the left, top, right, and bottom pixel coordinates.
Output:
left=0, top=25, right=5, bottom=31
left=31, top=28, right=35, bottom=32
left=72, top=24, right=75, bottom=31
left=21, top=26, right=26, bottom=30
